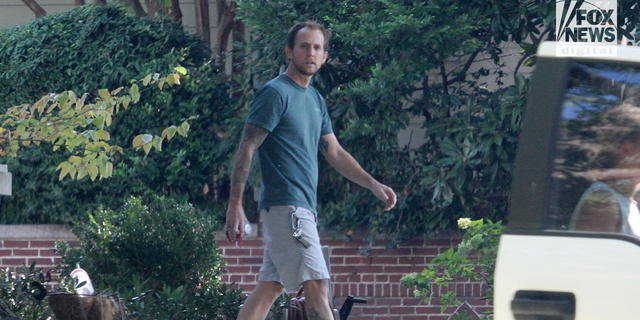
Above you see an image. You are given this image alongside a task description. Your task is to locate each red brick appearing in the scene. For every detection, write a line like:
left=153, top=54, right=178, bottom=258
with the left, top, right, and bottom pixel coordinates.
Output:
left=222, top=257, right=238, bottom=264
left=384, top=266, right=413, bottom=274
left=423, top=316, right=450, bottom=320
left=371, top=257, right=398, bottom=264
left=242, top=275, right=256, bottom=283
left=2, top=258, right=27, bottom=266
left=332, top=248, right=360, bottom=256
left=346, top=257, right=372, bottom=265
left=375, top=298, right=404, bottom=306
left=398, top=239, right=426, bottom=246
left=238, top=257, right=263, bottom=264
left=375, top=275, right=389, bottom=282
left=349, top=316, right=374, bottom=320
left=362, top=274, right=374, bottom=282
left=30, top=241, right=56, bottom=248
left=3, top=241, right=29, bottom=248
left=39, top=249, right=59, bottom=257
left=362, top=307, right=389, bottom=315
left=0, top=249, right=12, bottom=256
left=225, top=266, right=251, bottom=273
left=411, top=247, right=440, bottom=256
left=373, top=316, right=402, bottom=320
left=224, top=248, right=252, bottom=256
left=401, top=298, right=423, bottom=306
left=389, top=307, right=415, bottom=314
left=13, top=249, right=39, bottom=256
left=27, top=258, right=53, bottom=266
left=398, top=256, right=426, bottom=265
left=357, top=265, right=384, bottom=273
left=415, top=306, right=443, bottom=314
left=250, top=248, right=264, bottom=256
left=402, top=315, right=440, bottom=320
left=332, top=266, right=358, bottom=274
left=229, top=275, right=242, bottom=282
left=330, top=257, right=345, bottom=264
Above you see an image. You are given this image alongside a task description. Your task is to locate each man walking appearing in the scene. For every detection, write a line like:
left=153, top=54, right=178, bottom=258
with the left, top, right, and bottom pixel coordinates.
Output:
left=225, top=21, right=397, bottom=320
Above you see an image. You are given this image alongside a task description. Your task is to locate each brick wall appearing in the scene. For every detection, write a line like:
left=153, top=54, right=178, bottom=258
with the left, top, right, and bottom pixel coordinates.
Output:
left=1, top=225, right=491, bottom=319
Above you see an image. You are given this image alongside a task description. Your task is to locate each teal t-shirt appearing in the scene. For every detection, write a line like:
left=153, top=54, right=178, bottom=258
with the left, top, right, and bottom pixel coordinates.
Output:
left=246, top=75, right=333, bottom=214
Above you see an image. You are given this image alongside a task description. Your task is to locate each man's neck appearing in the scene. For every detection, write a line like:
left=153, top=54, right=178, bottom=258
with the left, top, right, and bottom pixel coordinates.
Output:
left=284, top=68, right=312, bottom=88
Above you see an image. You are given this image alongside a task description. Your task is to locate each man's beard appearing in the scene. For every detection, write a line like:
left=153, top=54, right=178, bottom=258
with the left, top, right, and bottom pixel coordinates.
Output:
left=292, top=60, right=318, bottom=76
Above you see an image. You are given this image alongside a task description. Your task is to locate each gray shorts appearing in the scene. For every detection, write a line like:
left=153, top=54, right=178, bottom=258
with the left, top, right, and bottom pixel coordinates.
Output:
left=258, top=205, right=330, bottom=292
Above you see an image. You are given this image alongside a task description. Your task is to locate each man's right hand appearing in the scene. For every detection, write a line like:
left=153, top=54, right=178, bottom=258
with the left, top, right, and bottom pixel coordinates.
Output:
left=225, top=205, right=247, bottom=243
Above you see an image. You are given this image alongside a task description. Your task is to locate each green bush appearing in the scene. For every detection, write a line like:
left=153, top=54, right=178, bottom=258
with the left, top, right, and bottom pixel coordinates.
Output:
left=401, top=218, right=504, bottom=320
left=55, top=195, right=244, bottom=319
left=0, top=263, right=51, bottom=320
left=0, top=3, right=241, bottom=224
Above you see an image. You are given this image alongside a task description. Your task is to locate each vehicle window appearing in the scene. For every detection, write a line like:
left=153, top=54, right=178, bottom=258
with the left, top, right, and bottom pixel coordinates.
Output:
left=548, top=61, right=640, bottom=235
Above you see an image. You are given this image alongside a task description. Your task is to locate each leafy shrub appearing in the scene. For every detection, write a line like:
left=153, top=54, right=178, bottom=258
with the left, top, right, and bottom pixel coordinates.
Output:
left=400, top=218, right=505, bottom=320
left=55, top=195, right=244, bottom=319
left=0, top=3, right=240, bottom=224
left=0, top=263, right=51, bottom=320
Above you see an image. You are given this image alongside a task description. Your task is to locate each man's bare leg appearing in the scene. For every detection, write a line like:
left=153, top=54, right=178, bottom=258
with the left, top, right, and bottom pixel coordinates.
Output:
left=237, top=281, right=284, bottom=320
left=302, top=279, right=333, bottom=320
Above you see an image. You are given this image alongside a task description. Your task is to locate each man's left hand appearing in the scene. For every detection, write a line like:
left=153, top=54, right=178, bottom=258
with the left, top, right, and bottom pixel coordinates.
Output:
left=371, top=182, right=397, bottom=211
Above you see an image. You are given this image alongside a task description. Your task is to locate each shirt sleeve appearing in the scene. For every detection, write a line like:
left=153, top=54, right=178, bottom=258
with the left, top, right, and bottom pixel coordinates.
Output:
left=320, top=96, right=333, bottom=136
left=246, top=86, right=284, bottom=132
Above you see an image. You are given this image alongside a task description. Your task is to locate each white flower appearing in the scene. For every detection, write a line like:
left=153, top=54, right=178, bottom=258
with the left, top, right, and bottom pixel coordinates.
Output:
left=458, top=217, right=472, bottom=230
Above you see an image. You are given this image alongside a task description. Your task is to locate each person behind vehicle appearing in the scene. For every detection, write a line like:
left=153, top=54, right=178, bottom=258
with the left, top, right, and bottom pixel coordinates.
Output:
left=571, top=103, right=640, bottom=235
left=224, top=21, right=397, bottom=320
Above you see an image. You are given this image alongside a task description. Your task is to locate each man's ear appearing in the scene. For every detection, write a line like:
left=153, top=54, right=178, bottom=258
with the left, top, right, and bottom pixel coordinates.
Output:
left=285, top=46, right=292, bottom=60
left=321, top=51, right=328, bottom=64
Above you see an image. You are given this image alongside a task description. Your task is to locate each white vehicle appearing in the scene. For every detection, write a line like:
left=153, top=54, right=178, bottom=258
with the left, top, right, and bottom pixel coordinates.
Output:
left=494, top=42, right=640, bottom=320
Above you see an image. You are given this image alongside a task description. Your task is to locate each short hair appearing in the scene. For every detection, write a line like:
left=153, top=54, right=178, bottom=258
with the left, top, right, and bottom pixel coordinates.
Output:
left=286, top=21, right=331, bottom=52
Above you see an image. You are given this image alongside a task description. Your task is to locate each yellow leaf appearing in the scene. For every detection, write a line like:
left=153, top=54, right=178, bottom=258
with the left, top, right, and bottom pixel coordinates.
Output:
left=203, top=183, right=209, bottom=194
left=122, top=96, right=131, bottom=110
left=22, top=140, right=30, bottom=146
left=166, top=74, right=175, bottom=87
left=158, top=78, right=166, bottom=89
left=176, top=66, right=187, bottom=75
left=132, top=135, right=144, bottom=148
left=173, top=73, right=181, bottom=85
left=77, top=166, right=88, bottom=180
left=69, top=156, right=82, bottom=164
left=180, top=121, right=190, bottom=137
left=111, top=87, right=123, bottom=95
left=57, top=162, right=70, bottom=180
left=143, top=143, right=152, bottom=155
left=162, top=126, right=177, bottom=141
left=88, top=163, right=99, bottom=181
left=95, top=130, right=110, bottom=141
left=143, top=74, right=152, bottom=86
left=76, top=93, right=87, bottom=110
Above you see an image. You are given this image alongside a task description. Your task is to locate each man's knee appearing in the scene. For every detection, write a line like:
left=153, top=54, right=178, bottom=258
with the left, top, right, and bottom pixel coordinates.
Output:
left=302, top=279, right=329, bottom=299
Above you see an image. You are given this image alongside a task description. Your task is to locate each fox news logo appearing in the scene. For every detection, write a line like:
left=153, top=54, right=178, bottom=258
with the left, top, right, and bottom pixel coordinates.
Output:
left=556, top=0, right=617, bottom=57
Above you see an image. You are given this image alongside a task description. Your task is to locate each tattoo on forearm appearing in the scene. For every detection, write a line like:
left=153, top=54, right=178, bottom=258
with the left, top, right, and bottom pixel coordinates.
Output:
left=318, top=137, right=329, bottom=154
left=230, top=124, right=269, bottom=187
left=306, top=307, right=326, bottom=320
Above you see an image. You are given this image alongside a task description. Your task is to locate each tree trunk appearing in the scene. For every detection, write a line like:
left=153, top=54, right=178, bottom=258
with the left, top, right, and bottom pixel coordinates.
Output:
left=169, top=0, right=183, bottom=24
left=21, top=0, right=47, bottom=18
left=124, top=0, right=147, bottom=17
left=145, top=0, right=161, bottom=18
left=195, top=0, right=211, bottom=46
left=93, top=0, right=106, bottom=4
left=75, top=0, right=85, bottom=5
left=216, top=0, right=237, bottom=57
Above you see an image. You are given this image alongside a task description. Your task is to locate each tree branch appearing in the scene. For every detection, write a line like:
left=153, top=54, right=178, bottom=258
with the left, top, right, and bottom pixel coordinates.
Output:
left=445, top=48, right=482, bottom=86
left=21, top=0, right=47, bottom=18
left=195, top=0, right=211, bottom=46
